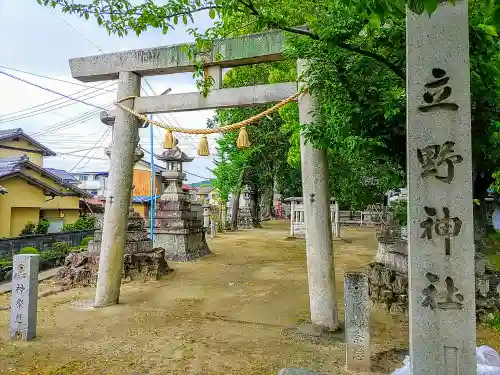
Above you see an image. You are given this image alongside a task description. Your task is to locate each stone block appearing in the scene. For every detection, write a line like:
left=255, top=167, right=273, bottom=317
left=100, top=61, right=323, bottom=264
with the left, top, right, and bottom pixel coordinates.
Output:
left=156, top=200, right=191, bottom=212
left=154, top=232, right=211, bottom=262
left=344, top=272, right=370, bottom=372
left=124, top=240, right=152, bottom=255
left=153, top=219, right=190, bottom=229
left=123, top=248, right=173, bottom=282
left=125, top=230, right=150, bottom=242
left=10, top=254, right=39, bottom=341
left=56, top=251, right=99, bottom=288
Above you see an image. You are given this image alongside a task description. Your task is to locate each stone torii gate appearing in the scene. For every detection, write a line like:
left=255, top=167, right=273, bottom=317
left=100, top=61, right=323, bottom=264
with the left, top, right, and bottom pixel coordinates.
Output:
left=68, top=30, right=339, bottom=332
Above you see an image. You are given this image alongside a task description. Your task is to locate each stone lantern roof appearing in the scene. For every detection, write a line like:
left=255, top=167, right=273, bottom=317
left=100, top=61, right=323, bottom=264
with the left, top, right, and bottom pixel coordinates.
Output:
left=157, top=147, right=194, bottom=163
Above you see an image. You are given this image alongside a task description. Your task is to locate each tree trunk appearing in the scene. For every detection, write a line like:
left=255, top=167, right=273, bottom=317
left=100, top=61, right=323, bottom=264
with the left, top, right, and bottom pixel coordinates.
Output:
left=220, top=202, right=227, bottom=232
left=250, top=184, right=261, bottom=228
left=230, top=191, right=241, bottom=231
left=260, top=183, right=273, bottom=221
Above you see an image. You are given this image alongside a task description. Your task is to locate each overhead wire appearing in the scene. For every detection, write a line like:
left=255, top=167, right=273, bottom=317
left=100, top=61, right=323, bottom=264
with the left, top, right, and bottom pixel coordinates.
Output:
left=0, top=83, right=116, bottom=123
left=30, top=104, right=114, bottom=137
left=0, top=70, right=110, bottom=111
left=59, top=16, right=105, bottom=53
left=0, top=81, right=115, bottom=120
left=140, top=79, right=198, bottom=151
left=58, top=15, right=207, bottom=156
left=0, top=65, right=115, bottom=92
left=70, top=127, right=111, bottom=172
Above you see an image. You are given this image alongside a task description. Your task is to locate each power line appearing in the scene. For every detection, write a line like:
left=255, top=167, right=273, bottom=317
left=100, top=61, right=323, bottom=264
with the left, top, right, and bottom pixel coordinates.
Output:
left=59, top=16, right=105, bottom=53
left=140, top=79, right=198, bottom=151
left=70, top=128, right=111, bottom=172
left=56, top=152, right=108, bottom=161
left=56, top=17, right=205, bottom=159
left=30, top=104, right=114, bottom=137
left=0, top=81, right=115, bottom=121
left=0, top=65, right=115, bottom=92
left=0, top=70, right=109, bottom=111
left=184, top=170, right=213, bottom=180
left=0, top=84, right=116, bottom=123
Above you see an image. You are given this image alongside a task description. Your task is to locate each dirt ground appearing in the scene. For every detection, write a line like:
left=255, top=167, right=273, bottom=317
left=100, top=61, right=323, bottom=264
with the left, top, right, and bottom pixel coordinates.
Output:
left=0, top=221, right=498, bottom=375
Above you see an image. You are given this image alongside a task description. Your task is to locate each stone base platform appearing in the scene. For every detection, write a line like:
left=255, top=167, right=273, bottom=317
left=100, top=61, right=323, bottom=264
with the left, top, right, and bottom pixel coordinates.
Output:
left=55, top=248, right=172, bottom=288
left=153, top=228, right=211, bottom=262
left=123, top=248, right=173, bottom=282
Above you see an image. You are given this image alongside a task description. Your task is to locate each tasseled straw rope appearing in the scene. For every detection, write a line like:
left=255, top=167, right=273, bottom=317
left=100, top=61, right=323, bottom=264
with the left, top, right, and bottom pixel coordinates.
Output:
left=115, top=86, right=306, bottom=154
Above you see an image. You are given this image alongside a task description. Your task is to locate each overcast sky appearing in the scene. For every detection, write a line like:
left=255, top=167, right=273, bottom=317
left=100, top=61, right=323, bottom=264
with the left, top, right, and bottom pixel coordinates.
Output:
left=0, top=1, right=217, bottom=183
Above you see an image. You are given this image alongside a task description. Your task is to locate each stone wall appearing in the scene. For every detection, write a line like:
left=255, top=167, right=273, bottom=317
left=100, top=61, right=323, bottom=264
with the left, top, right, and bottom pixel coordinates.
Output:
left=368, top=226, right=500, bottom=320
left=0, top=230, right=94, bottom=258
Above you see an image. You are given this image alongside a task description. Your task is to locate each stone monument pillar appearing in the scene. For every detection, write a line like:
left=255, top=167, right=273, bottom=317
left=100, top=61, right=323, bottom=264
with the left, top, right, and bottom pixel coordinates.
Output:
left=406, top=1, right=475, bottom=373
left=10, top=254, right=39, bottom=341
left=151, top=145, right=211, bottom=261
left=344, top=272, right=370, bottom=372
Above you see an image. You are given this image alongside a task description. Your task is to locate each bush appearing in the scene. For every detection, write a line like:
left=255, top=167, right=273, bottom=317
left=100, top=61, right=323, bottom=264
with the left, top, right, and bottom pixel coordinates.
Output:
left=63, top=215, right=96, bottom=232
left=80, top=236, right=93, bottom=247
left=35, top=219, right=50, bottom=235
left=0, top=258, right=12, bottom=268
left=487, top=314, right=500, bottom=332
left=19, top=222, right=36, bottom=237
left=19, top=247, right=39, bottom=255
left=51, top=242, right=72, bottom=256
left=389, top=200, right=407, bottom=227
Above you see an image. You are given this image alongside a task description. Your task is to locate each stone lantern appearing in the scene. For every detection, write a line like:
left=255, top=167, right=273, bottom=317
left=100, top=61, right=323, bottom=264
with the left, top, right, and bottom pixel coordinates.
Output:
left=150, top=142, right=211, bottom=261
left=237, top=185, right=252, bottom=229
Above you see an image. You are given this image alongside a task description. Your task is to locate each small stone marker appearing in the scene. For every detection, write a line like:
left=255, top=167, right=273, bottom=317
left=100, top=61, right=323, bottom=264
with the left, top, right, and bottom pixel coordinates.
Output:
left=203, top=203, right=210, bottom=228
left=210, top=219, right=215, bottom=239
left=407, top=0, right=475, bottom=373
left=10, top=254, right=39, bottom=341
left=344, top=272, right=370, bottom=372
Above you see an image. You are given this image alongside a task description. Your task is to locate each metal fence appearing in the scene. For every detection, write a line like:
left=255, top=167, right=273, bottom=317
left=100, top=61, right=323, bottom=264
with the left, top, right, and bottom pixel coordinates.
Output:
left=0, top=230, right=95, bottom=258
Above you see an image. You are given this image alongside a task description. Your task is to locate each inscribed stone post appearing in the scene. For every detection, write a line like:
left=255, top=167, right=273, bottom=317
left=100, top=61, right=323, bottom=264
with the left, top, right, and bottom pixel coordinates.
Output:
left=10, top=254, right=39, bottom=341
left=406, top=1, right=475, bottom=374
left=344, top=272, right=370, bottom=372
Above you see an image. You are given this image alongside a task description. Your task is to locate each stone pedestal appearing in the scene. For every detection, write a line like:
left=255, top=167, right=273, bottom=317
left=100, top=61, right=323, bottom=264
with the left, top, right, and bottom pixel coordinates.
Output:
left=57, top=211, right=172, bottom=288
left=237, top=207, right=253, bottom=229
left=152, top=199, right=211, bottom=261
left=150, top=146, right=211, bottom=262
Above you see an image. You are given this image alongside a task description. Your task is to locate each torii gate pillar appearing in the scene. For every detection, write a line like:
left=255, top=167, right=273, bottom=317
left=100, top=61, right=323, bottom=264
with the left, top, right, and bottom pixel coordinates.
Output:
left=297, top=60, right=339, bottom=332
left=94, top=71, right=141, bottom=307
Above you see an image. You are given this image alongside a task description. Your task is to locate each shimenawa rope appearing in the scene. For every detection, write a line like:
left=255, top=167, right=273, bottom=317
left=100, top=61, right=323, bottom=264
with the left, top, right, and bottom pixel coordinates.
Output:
left=114, top=86, right=307, bottom=155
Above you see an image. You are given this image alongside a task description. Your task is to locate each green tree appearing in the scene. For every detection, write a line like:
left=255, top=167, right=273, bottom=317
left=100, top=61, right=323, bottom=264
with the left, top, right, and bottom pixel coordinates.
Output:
left=210, top=62, right=301, bottom=226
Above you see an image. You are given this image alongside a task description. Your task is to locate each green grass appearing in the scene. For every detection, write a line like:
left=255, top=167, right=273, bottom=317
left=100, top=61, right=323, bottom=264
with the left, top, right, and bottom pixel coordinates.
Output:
left=487, top=314, right=500, bottom=332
